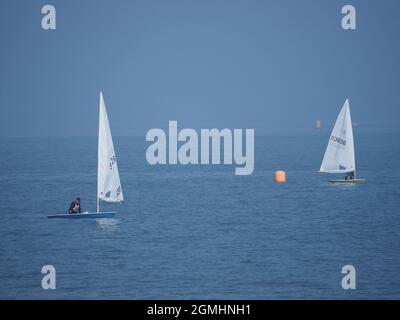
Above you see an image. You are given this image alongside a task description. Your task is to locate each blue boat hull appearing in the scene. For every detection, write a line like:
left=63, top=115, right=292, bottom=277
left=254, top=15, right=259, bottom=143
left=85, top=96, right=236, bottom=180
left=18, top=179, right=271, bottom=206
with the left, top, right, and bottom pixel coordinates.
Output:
left=47, top=212, right=116, bottom=219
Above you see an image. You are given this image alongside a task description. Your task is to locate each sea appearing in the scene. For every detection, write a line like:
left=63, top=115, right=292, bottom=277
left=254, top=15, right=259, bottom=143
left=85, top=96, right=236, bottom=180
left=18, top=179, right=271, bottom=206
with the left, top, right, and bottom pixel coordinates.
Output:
left=0, top=129, right=399, bottom=299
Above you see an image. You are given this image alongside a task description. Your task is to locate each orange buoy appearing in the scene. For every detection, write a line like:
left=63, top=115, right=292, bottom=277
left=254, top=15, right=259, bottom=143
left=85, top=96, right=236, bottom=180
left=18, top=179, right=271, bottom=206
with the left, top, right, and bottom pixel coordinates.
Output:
left=274, top=170, right=286, bottom=183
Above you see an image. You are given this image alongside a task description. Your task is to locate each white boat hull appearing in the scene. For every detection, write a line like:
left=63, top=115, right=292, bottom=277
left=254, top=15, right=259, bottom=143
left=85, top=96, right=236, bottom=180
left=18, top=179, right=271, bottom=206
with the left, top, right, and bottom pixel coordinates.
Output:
left=328, top=179, right=366, bottom=184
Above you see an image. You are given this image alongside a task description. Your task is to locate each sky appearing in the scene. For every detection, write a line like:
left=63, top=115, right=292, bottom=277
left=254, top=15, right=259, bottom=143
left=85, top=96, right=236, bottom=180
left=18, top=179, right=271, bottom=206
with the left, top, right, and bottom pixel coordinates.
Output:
left=0, top=0, right=399, bottom=136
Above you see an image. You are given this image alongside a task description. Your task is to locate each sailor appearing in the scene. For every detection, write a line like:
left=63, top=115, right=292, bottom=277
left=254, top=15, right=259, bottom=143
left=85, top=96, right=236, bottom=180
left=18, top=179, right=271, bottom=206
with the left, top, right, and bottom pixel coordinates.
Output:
left=345, top=171, right=355, bottom=180
left=68, top=197, right=81, bottom=214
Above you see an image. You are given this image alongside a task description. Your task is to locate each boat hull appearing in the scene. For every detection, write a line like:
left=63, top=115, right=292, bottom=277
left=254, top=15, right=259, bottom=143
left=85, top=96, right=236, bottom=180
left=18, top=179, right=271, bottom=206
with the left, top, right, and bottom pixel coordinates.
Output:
left=47, top=212, right=116, bottom=219
left=328, top=179, right=366, bottom=184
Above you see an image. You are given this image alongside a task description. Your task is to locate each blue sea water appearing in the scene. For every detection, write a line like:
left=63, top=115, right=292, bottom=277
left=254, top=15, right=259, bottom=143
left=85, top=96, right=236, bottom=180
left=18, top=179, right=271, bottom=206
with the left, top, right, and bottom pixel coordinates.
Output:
left=0, top=129, right=399, bottom=299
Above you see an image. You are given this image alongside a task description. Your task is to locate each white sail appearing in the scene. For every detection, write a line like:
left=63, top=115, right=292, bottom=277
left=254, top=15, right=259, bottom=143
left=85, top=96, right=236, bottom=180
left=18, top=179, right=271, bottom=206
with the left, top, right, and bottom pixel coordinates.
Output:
left=97, top=92, right=123, bottom=208
left=320, top=99, right=356, bottom=174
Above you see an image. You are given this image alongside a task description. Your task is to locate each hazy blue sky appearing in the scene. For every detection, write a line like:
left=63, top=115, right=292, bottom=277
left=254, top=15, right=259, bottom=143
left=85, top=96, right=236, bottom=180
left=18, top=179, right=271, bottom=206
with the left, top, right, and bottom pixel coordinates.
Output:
left=0, top=0, right=399, bottom=136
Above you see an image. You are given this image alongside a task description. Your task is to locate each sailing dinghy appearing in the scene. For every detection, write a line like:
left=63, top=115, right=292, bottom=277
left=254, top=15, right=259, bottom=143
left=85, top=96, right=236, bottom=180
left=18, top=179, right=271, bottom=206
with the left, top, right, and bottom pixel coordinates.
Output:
left=319, top=99, right=366, bottom=184
left=48, top=92, right=124, bottom=218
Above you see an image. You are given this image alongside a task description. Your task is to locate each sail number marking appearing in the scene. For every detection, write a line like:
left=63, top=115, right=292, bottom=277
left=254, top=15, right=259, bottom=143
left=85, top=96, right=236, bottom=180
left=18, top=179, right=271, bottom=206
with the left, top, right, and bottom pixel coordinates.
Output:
left=331, top=136, right=346, bottom=146
left=109, top=155, right=116, bottom=170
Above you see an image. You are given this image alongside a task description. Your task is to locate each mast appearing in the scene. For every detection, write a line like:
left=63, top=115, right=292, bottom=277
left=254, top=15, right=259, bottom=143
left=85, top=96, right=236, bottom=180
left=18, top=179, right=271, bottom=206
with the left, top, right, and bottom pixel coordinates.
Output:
left=97, top=92, right=102, bottom=214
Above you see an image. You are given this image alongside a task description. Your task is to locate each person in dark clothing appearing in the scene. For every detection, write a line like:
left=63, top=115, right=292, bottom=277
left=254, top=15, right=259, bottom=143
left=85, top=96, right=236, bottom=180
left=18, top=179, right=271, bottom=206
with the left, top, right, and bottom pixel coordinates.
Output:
left=68, top=197, right=81, bottom=214
left=345, top=171, right=355, bottom=181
